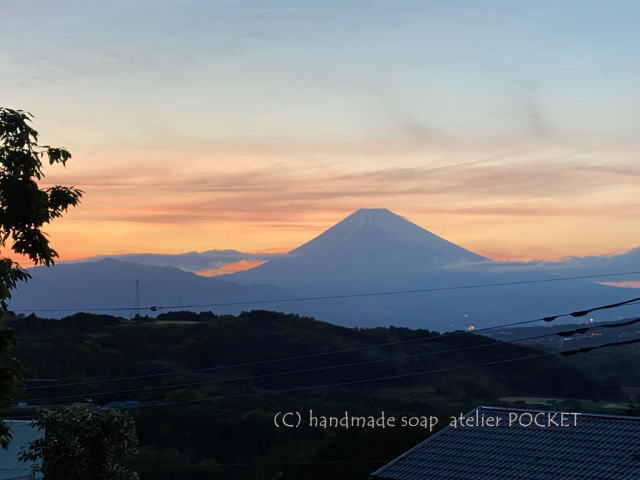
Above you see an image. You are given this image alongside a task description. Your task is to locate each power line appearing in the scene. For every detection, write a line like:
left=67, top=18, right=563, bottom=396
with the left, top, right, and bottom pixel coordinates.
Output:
left=107, top=356, right=578, bottom=408
left=23, top=296, right=640, bottom=392
left=20, top=332, right=558, bottom=403
left=24, top=317, right=639, bottom=405
left=12, top=270, right=640, bottom=313
left=11, top=351, right=555, bottom=412
left=557, top=314, right=640, bottom=336
left=561, top=336, right=640, bottom=356
left=17, top=333, right=639, bottom=413
left=122, top=336, right=640, bottom=410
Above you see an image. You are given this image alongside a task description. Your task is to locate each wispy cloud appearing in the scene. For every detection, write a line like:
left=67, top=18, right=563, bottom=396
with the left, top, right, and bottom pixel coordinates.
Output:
left=52, top=156, right=640, bottom=225
left=5, top=0, right=640, bottom=261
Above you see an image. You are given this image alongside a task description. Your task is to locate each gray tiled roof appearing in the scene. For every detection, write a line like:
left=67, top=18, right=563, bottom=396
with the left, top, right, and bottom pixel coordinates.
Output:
left=371, top=406, right=640, bottom=480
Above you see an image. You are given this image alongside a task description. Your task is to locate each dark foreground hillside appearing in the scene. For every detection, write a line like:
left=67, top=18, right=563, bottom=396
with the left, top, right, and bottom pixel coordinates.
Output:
left=4, top=311, right=639, bottom=480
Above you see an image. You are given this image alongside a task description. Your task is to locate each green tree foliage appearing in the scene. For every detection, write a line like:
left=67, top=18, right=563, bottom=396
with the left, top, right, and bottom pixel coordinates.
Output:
left=0, top=108, right=82, bottom=445
left=0, top=327, right=20, bottom=448
left=0, top=108, right=83, bottom=306
left=19, top=403, right=139, bottom=480
left=7, top=310, right=629, bottom=480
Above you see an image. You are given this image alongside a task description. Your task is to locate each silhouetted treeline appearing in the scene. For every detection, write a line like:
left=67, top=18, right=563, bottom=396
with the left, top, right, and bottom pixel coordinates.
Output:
left=4, top=310, right=637, bottom=480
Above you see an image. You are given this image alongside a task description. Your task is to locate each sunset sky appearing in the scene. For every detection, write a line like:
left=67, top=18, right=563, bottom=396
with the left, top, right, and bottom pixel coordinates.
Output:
left=2, top=0, right=639, bottom=263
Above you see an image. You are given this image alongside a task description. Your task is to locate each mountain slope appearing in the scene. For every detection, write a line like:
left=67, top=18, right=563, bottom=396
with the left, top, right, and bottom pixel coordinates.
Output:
left=8, top=259, right=294, bottom=318
left=229, top=208, right=487, bottom=292
left=292, top=208, right=485, bottom=262
left=226, top=209, right=633, bottom=329
left=10, top=209, right=635, bottom=330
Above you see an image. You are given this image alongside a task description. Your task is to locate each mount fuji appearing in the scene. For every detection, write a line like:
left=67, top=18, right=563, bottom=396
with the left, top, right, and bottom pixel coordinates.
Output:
left=8, top=208, right=635, bottom=330
left=228, top=208, right=487, bottom=292
left=225, top=208, right=632, bottom=329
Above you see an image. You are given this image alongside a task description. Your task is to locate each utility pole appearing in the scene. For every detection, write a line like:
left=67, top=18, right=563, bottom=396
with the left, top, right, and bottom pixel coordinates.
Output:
left=134, top=279, right=140, bottom=320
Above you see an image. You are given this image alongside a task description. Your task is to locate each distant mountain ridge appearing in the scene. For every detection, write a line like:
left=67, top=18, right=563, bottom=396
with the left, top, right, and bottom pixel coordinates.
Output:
left=9, top=259, right=293, bottom=316
left=8, top=208, right=638, bottom=330
left=63, top=250, right=282, bottom=273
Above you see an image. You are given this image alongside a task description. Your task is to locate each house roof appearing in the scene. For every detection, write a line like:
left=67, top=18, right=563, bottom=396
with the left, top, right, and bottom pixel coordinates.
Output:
left=371, top=406, right=640, bottom=480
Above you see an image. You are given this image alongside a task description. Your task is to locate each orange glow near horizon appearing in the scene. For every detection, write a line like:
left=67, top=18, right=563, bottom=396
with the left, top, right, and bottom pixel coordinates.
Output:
left=38, top=209, right=639, bottom=266
left=599, top=281, right=640, bottom=289
left=28, top=143, right=638, bottom=265
left=4, top=1, right=640, bottom=267
left=197, top=260, right=268, bottom=277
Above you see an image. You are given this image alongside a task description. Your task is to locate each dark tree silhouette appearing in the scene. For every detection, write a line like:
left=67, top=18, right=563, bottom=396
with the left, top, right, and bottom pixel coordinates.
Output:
left=0, top=107, right=83, bottom=445
left=20, top=403, right=139, bottom=480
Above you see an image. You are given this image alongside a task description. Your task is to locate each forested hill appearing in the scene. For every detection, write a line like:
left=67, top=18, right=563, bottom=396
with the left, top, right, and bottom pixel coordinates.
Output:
left=3, top=310, right=635, bottom=480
